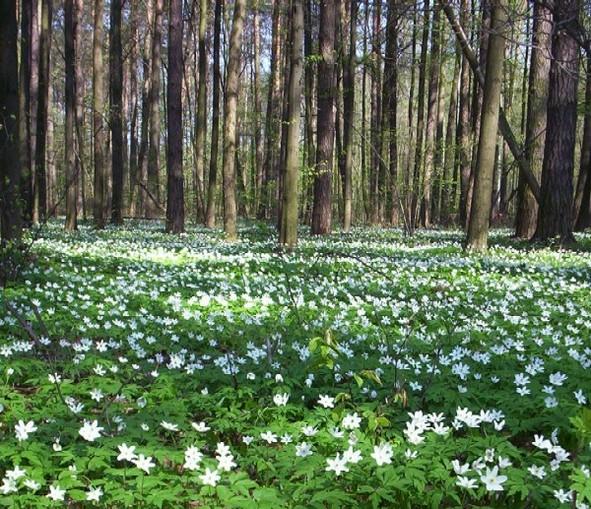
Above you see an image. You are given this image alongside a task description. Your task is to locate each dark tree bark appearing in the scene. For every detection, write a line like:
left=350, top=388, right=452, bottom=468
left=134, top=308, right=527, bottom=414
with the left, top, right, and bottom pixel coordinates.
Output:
left=93, top=0, right=106, bottom=228
left=0, top=0, right=22, bottom=242
left=311, top=0, right=337, bottom=235
left=110, top=0, right=124, bottom=225
left=369, top=0, right=383, bottom=224
left=166, top=0, right=185, bottom=233
left=74, top=0, right=85, bottom=222
left=205, top=0, right=222, bottom=227
left=64, top=0, right=78, bottom=231
left=515, top=2, right=551, bottom=238
left=465, top=0, right=507, bottom=251
left=35, top=0, right=52, bottom=222
left=279, top=0, right=304, bottom=248
left=194, top=0, right=208, bottom=222
left=223, top=0, right=246, bottom=240
left=533, top=0, right=579, bottom=244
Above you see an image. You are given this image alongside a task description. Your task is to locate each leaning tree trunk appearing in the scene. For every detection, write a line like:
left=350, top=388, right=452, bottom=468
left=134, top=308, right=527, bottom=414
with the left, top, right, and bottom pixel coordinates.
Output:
left=222, top=0, right=246, bottom=241
left=311, top=0, right=337, bottom=235
left=514, top=2, right=551, bottom=238
left=205, top=0, right=222, bottom=228
left=533, top=0, right=579, bottom=244
left=279, top=0, right=304, bottom=248
left=0, top=0, right=22, bottom=242
left=465, top=0, right=507, bottom=251
left=110, top=0, right=124, bottom=225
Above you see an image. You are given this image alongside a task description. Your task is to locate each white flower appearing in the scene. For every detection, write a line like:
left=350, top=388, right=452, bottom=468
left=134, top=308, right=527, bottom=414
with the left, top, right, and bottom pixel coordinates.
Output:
left=480, top=466, right=507, bottom=492
left=200, top=468, right=221, bottom=487
left=371, top=443, right=393, bottom=466
left=554, top=489, right=573, bottom=503
left=325, top=453, right=349, bottom=476
left=273, top=393, right=289, bottom=406
left=342, top=412, right=361, bottom=430
left=295, top=442, right=313, bottom=457
left=90, top=388, right=104, bottom=402
left=301, top=425, right=318, bottom=437
left=15, top=420, right=37, bottom=442
left=242, top=435, right=254, bottom=445
left=47, top=485, right=66, bottom=501
left=456, top=476, right=478, bottom=489
left=260, top=431, right=278, bottom=443
left=217, top=454, right=236, bottom=472
left=317, top=394, right=335, bottom=408
left=1, top=479, right=17, bottom=495
left=574, top=389, right=587, bottom=405
left=191, top=421, right=210, bottom=432
left=79, top=420, right=103, bottom=442
left=184, top=446, right=203, bottom=471
left=549, top=372, right=567, bottom=386
left=133, top=454, right=155, bottom=474
left=6, top=466, right=26, bottom=481
left=86, top=486, right=103, bottom=502
left=117, top=443, right=137, bottom=462
left=343, top=446, right=362, bottom=464
left=452, top=460, right=470, bottom=475
left=160, top=421, right=179, bottom=432
left=528, top=465, right=546, bottom=479
left=24, top=479, right=40, bottom=491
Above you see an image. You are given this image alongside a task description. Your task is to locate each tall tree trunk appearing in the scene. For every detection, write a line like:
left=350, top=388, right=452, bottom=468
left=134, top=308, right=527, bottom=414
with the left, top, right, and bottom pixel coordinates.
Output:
left=74, top=0, right=85, bottom=223
left=194, top=0, right=208, bottom=222
left=166, top=0, right=185, bottom=233
left=93, top=0, right=106, bottom=228
left=311, top=0, right=337, bottom=235
left=574, top=52, right=591, bottom=231
left=128, top=1, right=140, bottom=217
left=110, top=0, right=124, bottom=224
left=515, top=2, right=551, bottom=238
left=0, top=0, right=22, bottom=242
left=29, top=0, right=40, bottom=223
left=222, top=0, right=246, bottom=240
left=252, top=2, right=265, bottom=216
left=342, top=0, right=356, bottom=232
left=410, top=0, right=430, bottom=230
left=259, top=0, right=284, bottom=220
left=279, top=0, right=304, bottom=248
left=64, top=0, right=78, bottom=231
left=465, top=0, right=507, bottom=251
left=35, top=0, right=52, bottom=222
left=421, top=3, right=441, bottom=227
left=533, top=0, right=579, bottom=244
left=457, top=0, right=471, bottom=227
left=205, top=0, right=222, bottom=227
left=147, top=0, right=164, bottom=218
left=369, top=0, right=383, bottom=224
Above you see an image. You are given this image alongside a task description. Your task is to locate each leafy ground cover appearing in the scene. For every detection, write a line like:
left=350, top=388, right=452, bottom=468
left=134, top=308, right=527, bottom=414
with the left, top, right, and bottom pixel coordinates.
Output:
left=1, top=221, right=591, bottom=508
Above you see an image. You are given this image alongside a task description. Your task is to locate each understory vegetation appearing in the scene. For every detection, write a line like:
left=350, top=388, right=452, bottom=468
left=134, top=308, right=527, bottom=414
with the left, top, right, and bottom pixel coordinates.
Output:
left=1, top=221, right=591, bottom=508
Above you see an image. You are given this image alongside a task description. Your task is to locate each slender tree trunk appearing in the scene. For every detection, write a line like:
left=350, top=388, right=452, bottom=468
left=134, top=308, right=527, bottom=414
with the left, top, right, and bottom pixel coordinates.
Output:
left=194, top=0, right=207, bottom=222
left=222, top=0, right=246, bottom=240
left=411, top=0, right=430, bottom=230
left=74, top=0, right=85, bottom=223
left=533, top=0, right=579, bottom=244
left=421, top=3, right=441, bottom=227
left=35, top=0, right=52, bottom=222
left=110, top=0, right=124, bottom=224
left=128, top=1, right=140, bottom=217
left=205, top=0, right=222, bottom=227
left=369, top=0, right=383, bottom=224
left=342, top=0, right=356, bottom=232
left=64, top=0, right=78, bottom=231
left=311, top=0, right=337, bottom=235
left=166, top=0, right=184, bottom=233
left=279, top=0, right=304, bottom=248
left=252, top=2, right=265, bottom=216
left=93, top=0, right=106, bottom=228
left=147, top=0, right=164, bottom=218
left=0, top=0, right=22, bottom=242
left=465, top=0, right=507, bottom=251
left=29, top=0, right=40, bottom=223
left=515, top=2, right=551, bottom=238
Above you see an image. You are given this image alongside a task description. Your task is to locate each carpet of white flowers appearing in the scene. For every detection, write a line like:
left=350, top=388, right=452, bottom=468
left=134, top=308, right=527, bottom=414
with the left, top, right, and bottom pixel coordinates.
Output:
left=1, top=221, right=591, bottom=508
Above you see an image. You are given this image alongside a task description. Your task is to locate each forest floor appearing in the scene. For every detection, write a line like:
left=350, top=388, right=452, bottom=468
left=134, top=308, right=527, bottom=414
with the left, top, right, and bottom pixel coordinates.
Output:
left=1, top=221, right=591, bottom=508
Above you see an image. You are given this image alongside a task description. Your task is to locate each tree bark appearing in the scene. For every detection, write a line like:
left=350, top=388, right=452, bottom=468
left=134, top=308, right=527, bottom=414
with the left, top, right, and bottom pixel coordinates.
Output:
left=311, top=0, right=337, bottom=235
left=465, top=0, right=507, bottom=251
left=574, top=52, right=591, bottom=231
left=222, top=0, right=246, bottom=240
left=194, top=0, right=208, bottom=222
left=205, top=0, right=222, bottom=228
left=279, top=0, right=304, bottom=248
left=0, top=0, right=22, bottom=242
left=166, top=0, right=185, bottom=233
left=533, top=0, right=579, bottom=244
left=515, top=2, right=551, bottom=238
left=110, top=0, right=124, bottom=224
